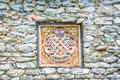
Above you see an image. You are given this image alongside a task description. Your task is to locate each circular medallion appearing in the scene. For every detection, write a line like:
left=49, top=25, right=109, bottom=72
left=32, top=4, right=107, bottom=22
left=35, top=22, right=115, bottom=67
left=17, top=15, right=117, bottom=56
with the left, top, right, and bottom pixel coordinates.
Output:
left=43, top=28, right=77, bottom=62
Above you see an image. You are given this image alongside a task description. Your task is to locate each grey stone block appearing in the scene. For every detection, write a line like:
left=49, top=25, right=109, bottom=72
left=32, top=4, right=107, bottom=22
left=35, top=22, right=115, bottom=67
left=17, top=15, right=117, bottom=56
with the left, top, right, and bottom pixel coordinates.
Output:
left=0, top=3, right=7, bottom=9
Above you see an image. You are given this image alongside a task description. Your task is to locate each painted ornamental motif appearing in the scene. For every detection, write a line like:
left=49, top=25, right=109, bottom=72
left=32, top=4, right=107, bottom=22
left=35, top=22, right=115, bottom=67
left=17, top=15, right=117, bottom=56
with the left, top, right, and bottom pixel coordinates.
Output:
left=39, top=25, right=81, bottom=67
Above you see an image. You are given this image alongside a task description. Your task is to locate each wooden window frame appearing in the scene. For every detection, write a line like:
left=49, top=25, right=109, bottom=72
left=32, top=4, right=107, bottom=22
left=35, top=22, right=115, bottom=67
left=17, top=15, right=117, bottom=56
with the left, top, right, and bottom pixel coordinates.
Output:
left=36, top=22, right=83, bottom=68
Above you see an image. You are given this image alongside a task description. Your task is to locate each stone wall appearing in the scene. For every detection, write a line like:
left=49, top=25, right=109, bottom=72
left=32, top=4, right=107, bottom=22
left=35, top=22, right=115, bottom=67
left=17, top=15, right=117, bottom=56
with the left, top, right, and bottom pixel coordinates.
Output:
left=0, top=0, right=120, bottom=80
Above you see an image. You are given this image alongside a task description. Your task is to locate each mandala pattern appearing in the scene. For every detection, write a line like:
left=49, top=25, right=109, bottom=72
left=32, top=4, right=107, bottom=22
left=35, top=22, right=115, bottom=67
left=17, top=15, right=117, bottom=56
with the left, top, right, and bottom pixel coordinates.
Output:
left=39, top=25, right=81, bottom=67
left=43, top=28, right=76, bottom=62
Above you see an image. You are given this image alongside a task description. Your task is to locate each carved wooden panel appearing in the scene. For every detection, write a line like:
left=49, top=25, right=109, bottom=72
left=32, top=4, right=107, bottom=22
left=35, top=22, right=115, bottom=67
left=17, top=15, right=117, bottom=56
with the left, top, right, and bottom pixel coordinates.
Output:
left=38, top=25, right=81, bottom=67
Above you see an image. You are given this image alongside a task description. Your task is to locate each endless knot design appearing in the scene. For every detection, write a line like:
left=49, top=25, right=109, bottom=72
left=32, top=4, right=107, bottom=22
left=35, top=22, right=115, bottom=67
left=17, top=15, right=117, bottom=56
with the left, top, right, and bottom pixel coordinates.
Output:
left=43, top=28, right=77, bottom=62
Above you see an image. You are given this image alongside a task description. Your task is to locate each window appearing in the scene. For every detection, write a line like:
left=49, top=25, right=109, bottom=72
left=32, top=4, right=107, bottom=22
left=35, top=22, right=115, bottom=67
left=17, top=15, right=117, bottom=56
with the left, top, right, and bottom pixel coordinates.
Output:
left=37, top=22, right=83, bottom=67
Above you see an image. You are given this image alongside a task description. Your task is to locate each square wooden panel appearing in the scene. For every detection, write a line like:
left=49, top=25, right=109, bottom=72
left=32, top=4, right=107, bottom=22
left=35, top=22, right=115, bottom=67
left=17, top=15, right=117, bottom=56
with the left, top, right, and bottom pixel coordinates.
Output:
left=38, top=25, right=82, bottom=67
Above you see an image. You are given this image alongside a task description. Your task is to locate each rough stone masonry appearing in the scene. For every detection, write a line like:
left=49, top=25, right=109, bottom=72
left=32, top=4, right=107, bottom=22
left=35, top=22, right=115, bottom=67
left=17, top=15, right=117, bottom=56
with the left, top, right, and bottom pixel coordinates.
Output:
left=0, top=0, right=120, bottom=80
